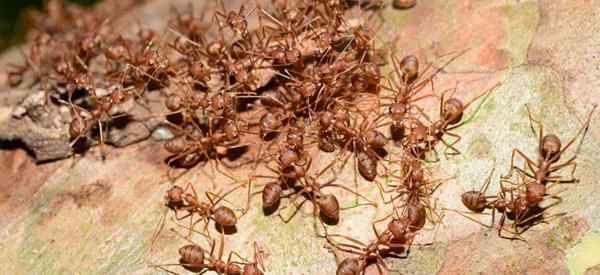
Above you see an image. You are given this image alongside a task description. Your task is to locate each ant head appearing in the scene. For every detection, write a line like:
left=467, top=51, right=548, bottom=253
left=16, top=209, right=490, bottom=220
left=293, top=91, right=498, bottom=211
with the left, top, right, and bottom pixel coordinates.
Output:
left=269, top=48, right=286, bottom=64
left=164, top=137, right=187, bottom=154
left=286, top=131, right=304, bottom=150
left=285, top=48, right=302, bottom=64
left=408, top=162, right=425, bottom=182
left=366, top=129, right=388, bottom=149
left=541, top=134, right=561, bottom=161
left=388, top=217, right=410, bottom=240
left=442, top=98, right=464, bottom=125
left=393, top=0, right=417, bottom=9
left=334, top=108, right=350, bottom=124
left=184, top=193, right=197, bottom=204
left=389, top=102, right=407, bottom=121
left=165, top=94, right=184, bottom=111
left=7, top=71, right=23, bottom=87
left=165, top=185, right=184, bottom=202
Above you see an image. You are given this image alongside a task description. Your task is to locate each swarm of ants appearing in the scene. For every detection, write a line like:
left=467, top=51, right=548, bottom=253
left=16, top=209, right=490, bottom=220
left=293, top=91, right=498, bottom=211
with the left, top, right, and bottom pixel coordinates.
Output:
left=6, top=0, right=598, bottom=274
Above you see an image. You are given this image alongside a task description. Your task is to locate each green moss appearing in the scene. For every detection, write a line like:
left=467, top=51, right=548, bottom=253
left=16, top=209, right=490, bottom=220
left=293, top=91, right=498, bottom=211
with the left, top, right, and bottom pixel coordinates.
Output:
left=566, top=231, right=600, bottom=275
left=467, top=135, right=492, bottom=159
left=499, top=1, right=540, bottom=66
left=545, top=216, right=584, bottom=250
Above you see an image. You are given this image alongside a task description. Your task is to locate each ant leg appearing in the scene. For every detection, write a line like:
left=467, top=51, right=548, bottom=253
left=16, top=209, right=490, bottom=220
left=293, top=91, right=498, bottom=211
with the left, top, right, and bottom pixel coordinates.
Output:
left=374, top=178, right=396, bottom=203
left=312, top=202, right=328, bottom=237
left=214, top=159, right=240, bottom=182
left=371, top=213, right=393, bottom=234
left=440, top=131, right=461, bottom=157
left=557, top=104, right=597, bottom=157
left=150, top=265, right=179, bottom=274
left=443, top=208, right=493, bottom=228
left=278, top=194, right=309, bottom=223
left=207, top=182, right=246, bottom=207
left=548, top=157, right=578, bottom=182
left=323, top=238, right=365, bottom=256
left=504, top=148, right=537, bottom=179
left=325, top=233, right=367, bottom=249
left=149, top=208, right=169, bottom=253
left=321, top=182, right=377, bottom=208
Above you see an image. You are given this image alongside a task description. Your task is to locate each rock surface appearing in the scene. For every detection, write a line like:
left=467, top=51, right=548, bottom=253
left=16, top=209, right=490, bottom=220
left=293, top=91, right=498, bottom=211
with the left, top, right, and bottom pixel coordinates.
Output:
left=0, top=0, right=599, bottom=274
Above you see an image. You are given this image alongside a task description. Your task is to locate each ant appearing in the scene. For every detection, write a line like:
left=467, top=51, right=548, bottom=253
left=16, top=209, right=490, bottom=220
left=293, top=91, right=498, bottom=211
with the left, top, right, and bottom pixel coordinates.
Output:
left=153, top=227, right=266, bottom=275
left=453, top=163, right=567, bottom=241
left=378, top=160, right=448, bottom=225
left=253, top=140, right=313, bottom=210
left=325, top=216, right=418, bottom=275
left=62, top=84, right=135, bottom=158
left=277, top=160, right=377, bottom=226
left=380, top=51, right=469, bottom=143
left=403, top=81, right=500, bottom=161
left=215, top=1, right=256, bottom=39
left=162, top=124, right=251, bottom=181
left=503, top=104, right=597, bottom=189
left=152, top=180, right=250, bottom=245
left=322, top=104, right=390, bottom=182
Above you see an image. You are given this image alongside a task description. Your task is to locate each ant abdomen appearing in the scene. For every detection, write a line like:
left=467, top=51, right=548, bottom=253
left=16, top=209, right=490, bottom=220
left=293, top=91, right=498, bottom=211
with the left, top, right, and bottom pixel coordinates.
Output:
left=179, top=244, right=205, bottom=267
left=399, top=55, right=419, bottom=85
left=442, top=98, right=464, bottom=125
left=69, top=117, right=89, bottom=138
left=316, top=194, right=340, bottom=221
left=460, top=191, right=488, bottom=213
left=262, top=183, right=282, bottom=208
left=214, top=206, right=237, bottom=227
left=336, top=257, right=361, bottom=275
left=357, top=151, right=377, bottom=181
left=407, top=203, right=426, bottom=232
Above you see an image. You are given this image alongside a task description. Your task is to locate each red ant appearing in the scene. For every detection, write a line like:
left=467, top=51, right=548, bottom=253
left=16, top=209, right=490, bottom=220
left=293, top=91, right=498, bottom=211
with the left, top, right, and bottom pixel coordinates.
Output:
left=403, top=81, right=500, bottom=161
left=277, top=160, right=377, bottom=226
left=503, top=104, right=597, bottom=189
left=325, top=216, right=421, bottom=275
left=452, top=162, right=568, bottom=241
left=151, top=180, right=251, bottom=247
left=322, top=104, right=390, bottom=182
left=152, top=227, right=266, bottom=275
